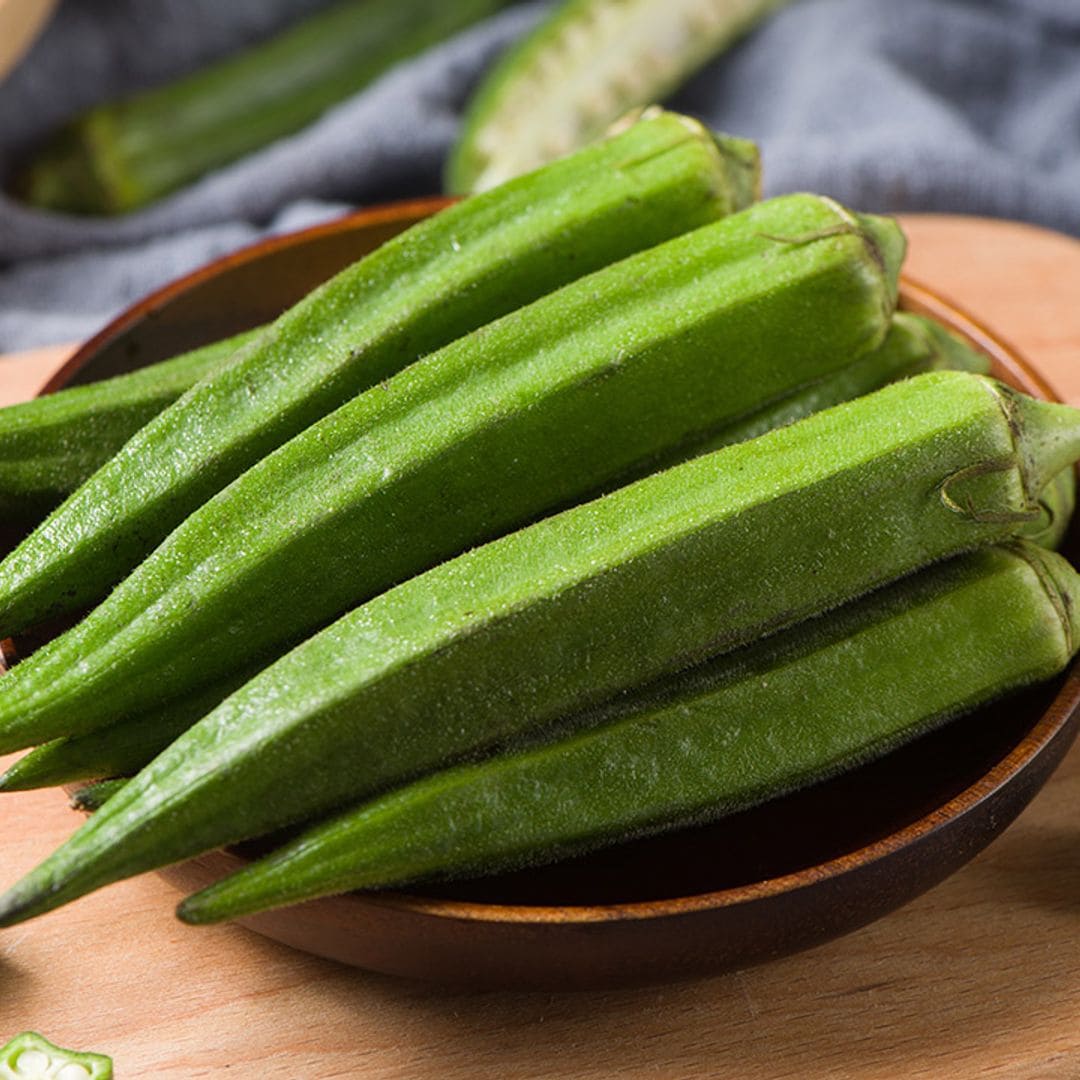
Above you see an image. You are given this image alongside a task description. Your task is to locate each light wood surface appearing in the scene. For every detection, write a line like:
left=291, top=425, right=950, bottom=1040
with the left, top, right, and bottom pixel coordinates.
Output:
left=2, top=214, right=1079, bottom=1078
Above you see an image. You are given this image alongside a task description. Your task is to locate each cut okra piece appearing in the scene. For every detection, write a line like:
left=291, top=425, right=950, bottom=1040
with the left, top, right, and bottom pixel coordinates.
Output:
left=448, top=0, right=792, bottom=192
left=0, top=1032, right=112, bottom=1080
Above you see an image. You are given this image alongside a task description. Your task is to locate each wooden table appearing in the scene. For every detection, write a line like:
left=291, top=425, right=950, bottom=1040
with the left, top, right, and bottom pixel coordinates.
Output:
left=2, top=214, right=1079, bottom=1079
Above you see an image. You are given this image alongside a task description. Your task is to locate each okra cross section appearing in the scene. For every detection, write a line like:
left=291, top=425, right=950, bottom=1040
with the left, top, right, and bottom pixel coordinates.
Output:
left=0, top=1032, right=112, bottom=1080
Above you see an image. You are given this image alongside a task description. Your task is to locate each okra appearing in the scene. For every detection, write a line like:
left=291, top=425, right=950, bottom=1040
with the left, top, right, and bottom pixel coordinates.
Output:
left=0, top=671, right=255, bottom=791
left=0, top=193, right=899, bottom=749
left=179, top=542, right=1080, bottom=919
left=16, top=0, right=513, bottom=214
left=6, top=315, right=977, bottom=791
left=0, top=110, right=758, bottom=635
left=670, top=311, right=990, bottom=463
left=0, top=312, right=982, bottom=786
left=0, top=1032, right=112, bottom=1080
left=0, top=330, right=257, bottom=526
left=448, top=0, right=791, bottom=193
left=69, top=780, right=129, bottom=814
left=3, top=372, right=1080, bottom=926
left=1020, top=467, right=1076, bottom=550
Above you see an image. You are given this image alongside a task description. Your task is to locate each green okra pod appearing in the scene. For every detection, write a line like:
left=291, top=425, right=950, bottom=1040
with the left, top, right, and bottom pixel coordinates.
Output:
left=672, top=311, right=990, bottom=462
left=2, top=371, right=1079, bottom=926
left=68, top=780, right=129, bottom=814
left=0, top=330, right=257, bottom=527
left=0, top=670, right=255, bottom=792
left=178, top=542, right=1080, bottom=919
left=0, top=192, right=897, bottom=750
left=17, top=0, right=514, bottom=214
left=448, top=0, right=792, bottom=193
left=1020, top=467, right=1076, bottom=550
left=0, top=110, right=757, bottom=636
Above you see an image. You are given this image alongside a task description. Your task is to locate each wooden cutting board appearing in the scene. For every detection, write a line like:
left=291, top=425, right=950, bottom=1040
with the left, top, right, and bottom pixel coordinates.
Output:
left=1, top=214, right=1079, bottom=1079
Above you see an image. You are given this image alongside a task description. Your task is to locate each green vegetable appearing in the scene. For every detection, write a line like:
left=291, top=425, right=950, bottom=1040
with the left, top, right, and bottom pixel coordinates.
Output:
left=0, top=1032, right=112, bottom=1080
left=17, top=0, right=514, bottom=214
left=0, top=672, right=254, bottom=791
left=0, top=311, right=984, bottom=790
left=6, top=310, right=979, bottom=792
left=68, top=780, right=129, bottom=814
left=0, top=193, right=897, bottom=750
left=2, top=371, right=1078, bottom=926
left=179, top=541, right=1080, bottom=919
left=672, top=311, right=990, bottom=461
left=0, top=330, right=257, bottom=527
left=0, top=110, right=757, bottom=636
left=1020, top=467, right=1076, bottom=550
left=448, top=0, right=792, bottom=193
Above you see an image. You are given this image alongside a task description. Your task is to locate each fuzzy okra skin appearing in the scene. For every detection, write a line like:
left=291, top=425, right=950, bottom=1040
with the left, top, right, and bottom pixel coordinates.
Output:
left=3, top=372, right=1080, bottom=926
left=0, top=313, right=988, bottom=789
left=17, top=0, right=513, bottom=214
left=0, top=110, right=757, bottom=636
left=448, top=0, right=791, bottom=193
left=0, top=192, right=899, bottom=750
left=1020, top=467, right=1076, bottom=550
left=0, top=330, right=257, bottom=526
left=179, top=542, right=1080, bottom=919
left=674, top=311, right=990, bottom=462
left=0, top=671, right=255, bottom=791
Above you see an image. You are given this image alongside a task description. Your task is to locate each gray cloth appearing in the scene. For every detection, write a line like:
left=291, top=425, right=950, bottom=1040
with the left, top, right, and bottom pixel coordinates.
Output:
left=1, top=0, right=1078, bottom=351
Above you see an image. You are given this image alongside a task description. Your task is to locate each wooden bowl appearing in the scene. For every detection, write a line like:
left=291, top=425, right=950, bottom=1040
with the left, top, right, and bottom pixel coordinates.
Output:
left=14, top=201, right=1080, bottom=989
left=0, top=0, right=56, bottom=81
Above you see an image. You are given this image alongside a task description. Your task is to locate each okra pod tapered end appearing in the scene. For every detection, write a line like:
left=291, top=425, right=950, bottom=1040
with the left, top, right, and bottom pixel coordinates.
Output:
left=69, top=778, right=129, bottom=814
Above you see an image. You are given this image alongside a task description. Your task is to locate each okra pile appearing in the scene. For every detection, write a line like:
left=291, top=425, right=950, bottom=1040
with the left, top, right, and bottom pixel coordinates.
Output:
left=1, top=108, right=1078, bottom=929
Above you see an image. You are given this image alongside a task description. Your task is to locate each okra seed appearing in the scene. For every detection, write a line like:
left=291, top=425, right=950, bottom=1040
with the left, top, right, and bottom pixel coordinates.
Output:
left=55, top=1067, right=92, bottom=1080
left=12, top=1050, right=49, bottom=1075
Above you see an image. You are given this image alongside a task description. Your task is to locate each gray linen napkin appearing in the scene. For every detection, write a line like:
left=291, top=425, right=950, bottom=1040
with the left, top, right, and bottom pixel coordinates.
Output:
left=1, top=0, right=1077, bottom=350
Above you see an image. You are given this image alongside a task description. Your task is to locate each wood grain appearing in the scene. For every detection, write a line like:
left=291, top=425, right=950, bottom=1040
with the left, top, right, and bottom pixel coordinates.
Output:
left=0, top=345, right=75, bottom=408
left=2, top=214, right=1080, bottom=1078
